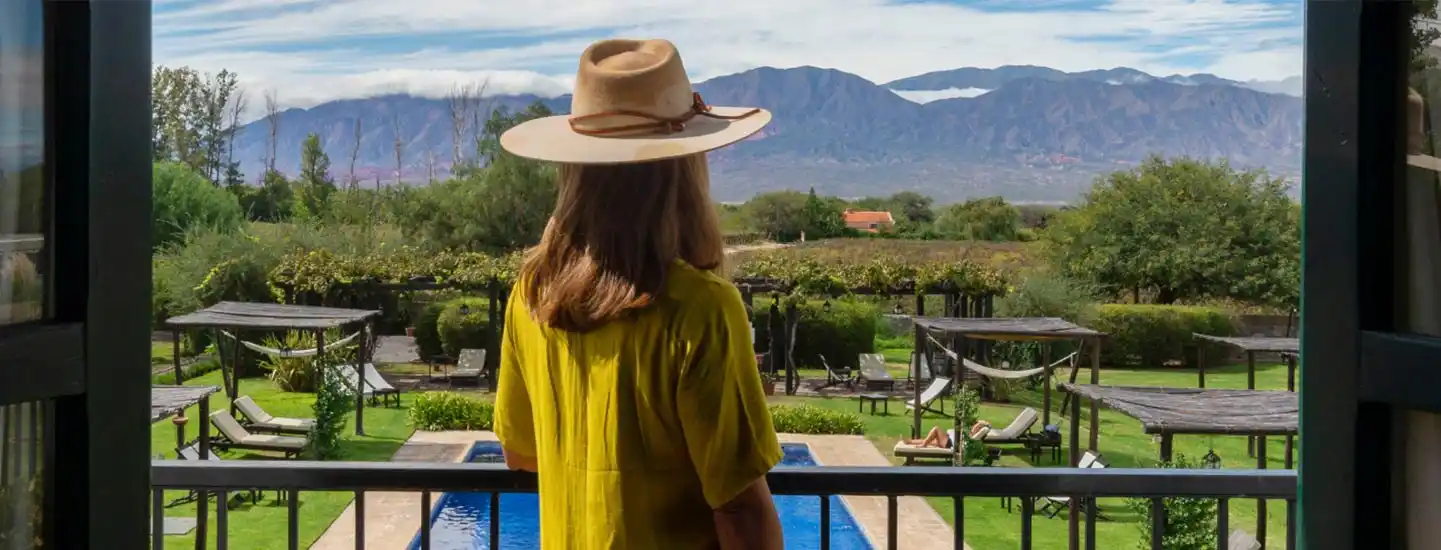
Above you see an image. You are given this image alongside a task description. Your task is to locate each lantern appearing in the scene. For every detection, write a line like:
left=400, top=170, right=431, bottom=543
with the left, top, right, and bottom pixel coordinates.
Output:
left=1202, top=448, right=1222, bottom=469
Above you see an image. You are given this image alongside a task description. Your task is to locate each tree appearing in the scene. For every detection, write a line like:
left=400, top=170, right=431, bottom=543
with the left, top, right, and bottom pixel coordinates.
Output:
left=151, top=66, right=240, bottom=182
left=802, top=187, right=846, bottom=238
left=934, top=196, right=1021, bottom=241
left=347, top=118, right=362, bottom=189
left=741, top=191, right=810, bottom=241
left=263, top=90, right=281, bottom=174
left=222, top=86, right=248, bottom=187
left=888, top=191, right=935, bottom=224
left=293, top=133, right=336, bottom=219
left=1044, top=156, right=1299, bottom=307
left=1413, top=0, right=1440, bottom=73
left=152, top=162, right=243, bottom=250
left=237, top=171, right=296, bottom=222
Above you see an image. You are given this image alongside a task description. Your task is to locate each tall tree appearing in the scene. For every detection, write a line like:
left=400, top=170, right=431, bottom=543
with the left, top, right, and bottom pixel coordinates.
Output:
left=222, top=86, right=248, bottom=187
left=348, top=118, right=362, bottom=189
left=294, top=133, right=335, bottom=219
left=802, top=187, right=845, bottom=238
left=1045, top=156, right=1299, bottom=306
left=391, top=112, right=404, bottom=186
left=263, top=89, right=281, bottom=174
left=151, top=66, right=240, bottom=183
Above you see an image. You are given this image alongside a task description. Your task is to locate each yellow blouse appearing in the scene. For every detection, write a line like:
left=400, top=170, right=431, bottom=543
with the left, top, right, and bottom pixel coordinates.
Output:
left=494, top=261, right=782, bottom=549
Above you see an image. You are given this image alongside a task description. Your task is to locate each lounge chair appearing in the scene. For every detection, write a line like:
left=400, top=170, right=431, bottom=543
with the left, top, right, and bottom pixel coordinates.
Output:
left=449, top=349, right=486, bottom=385
left=1039, top=454, right=1110, bottom=518
left=209, top=410, right=306, bottom=458
left=857, top=353, right=896, bottom=391
left=894, top=426, right=988, bottom=465
left=817, top=354, right=855, bottom=389
left=1227, top=530, right=1262, bottom=550
left=166, top=444, right=262, bottom=507
left=338, top=363, right=401, bottom=407
left=904, top=376, right=952, bottom=416
left=981, top=407, right=1039, bottom=445
left=233, top=395, right=314, bottom=435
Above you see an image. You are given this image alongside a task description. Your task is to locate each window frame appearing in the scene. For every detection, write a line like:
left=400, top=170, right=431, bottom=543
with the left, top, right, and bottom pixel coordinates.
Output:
left=1303, top=0, right=1424, bottom=548
left=0, top=1, right=152, bottom=548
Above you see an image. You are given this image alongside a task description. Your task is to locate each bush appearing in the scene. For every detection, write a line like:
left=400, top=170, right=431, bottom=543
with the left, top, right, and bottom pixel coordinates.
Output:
left=753, top=299, right=879, bottom=370
left=768, top=404, right=864, bottom=435
left=307, top=361, right=354, bottom=460
left=1125, top=455, right=1217, bottom=550
left=436, top=297, right=495, bottom=358
left=152, top=162, right=244, bottom=250
left=150, top=358, right=221, bottom=385
left=409, top=392, right=494, bottom=431
left=257, top=329, right=356, bottom=392
left=414, top=301, right=449, bottom=360
left=1093, top=304, right=1236, bottom=367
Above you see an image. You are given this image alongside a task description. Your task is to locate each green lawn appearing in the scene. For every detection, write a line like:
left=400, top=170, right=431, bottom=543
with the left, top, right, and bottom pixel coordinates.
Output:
left=776, top=362, right=1296, bottom=550
left=150, top=370, right=417, bottom=549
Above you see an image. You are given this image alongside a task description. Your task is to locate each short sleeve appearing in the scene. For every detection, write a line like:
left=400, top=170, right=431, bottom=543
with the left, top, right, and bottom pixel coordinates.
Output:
left=494, top=288, right=537, bottom=459
left=677, top=286, right=783, bottom=509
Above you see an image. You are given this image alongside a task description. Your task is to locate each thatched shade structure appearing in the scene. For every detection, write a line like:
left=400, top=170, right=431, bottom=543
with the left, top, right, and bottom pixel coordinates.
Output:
left=165, top=302, right=380, bottom=435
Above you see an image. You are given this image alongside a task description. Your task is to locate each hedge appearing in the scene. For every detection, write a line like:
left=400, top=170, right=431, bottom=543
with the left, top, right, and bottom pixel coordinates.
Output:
left=769, top=404, right=865, bottom=435
left=408, top=392, right=494, bottom=431
left=754, top=298, right=878, bottom=370
left=436, top=297, right=495, bottom=358
left=1092, top=304, right=1237, bottom=367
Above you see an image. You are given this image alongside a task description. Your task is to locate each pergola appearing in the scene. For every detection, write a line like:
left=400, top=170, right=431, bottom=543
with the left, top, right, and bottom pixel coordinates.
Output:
left=1060, top=383, right=1298, bottom=547
left=1192, top=334, right=1300, bottom=391
left=164, top=302, right=380, bottom=435
left=151, top=385, right=222, bottom=459
left=1193, top=334, right=1300, bottom=458
left=909, top=316, right=1105, bottom=443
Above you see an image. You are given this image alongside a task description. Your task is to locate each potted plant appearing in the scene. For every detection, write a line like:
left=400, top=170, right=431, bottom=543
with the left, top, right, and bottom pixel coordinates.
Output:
left=405, top=326, right=417, bottom=338
left=757, top=354, right=776, bottom=395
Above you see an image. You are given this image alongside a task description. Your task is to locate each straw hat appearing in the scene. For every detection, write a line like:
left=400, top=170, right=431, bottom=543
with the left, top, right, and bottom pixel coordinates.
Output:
left=500, top=38, right=772, bottom=165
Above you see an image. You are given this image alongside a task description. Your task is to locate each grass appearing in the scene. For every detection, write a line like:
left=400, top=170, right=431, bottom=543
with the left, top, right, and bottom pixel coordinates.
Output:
left=776, top=362, right=1296, bottom=550
left=150, top=370, right=417, bottom=549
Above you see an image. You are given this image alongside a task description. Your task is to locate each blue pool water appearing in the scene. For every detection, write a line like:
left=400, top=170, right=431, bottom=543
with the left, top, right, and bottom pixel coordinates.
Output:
left=409, top=442, right=873, bottom=549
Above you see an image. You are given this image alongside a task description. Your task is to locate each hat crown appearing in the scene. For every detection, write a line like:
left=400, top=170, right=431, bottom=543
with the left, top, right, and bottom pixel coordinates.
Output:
left=571, top=39, right=695, bottom=120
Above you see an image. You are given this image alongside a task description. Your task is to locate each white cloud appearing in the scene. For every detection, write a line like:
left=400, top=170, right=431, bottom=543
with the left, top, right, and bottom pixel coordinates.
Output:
left=152, top=0, right=1303, bottom=114
left=892, top=87, right=993, bottom=103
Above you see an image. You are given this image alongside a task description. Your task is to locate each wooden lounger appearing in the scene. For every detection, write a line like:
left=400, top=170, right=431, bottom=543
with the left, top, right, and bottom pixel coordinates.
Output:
left=450, top=349, right=486, bottom=385
left=209, top=410, right=306, bottom=458
left=233, top=395, right=314, bottom=435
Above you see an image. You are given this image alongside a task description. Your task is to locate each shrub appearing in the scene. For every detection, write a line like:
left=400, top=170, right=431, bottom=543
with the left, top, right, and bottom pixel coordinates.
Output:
left=414, top=301, right=449, bottom=360
left=409, top=392, right=494, bottom=431
left=306, top=360, right=355, bottom=460
left=1093, top=304, right=1237, bottom=367
left=754, top=299, right=878, bottom=370
left=152, top=162, right=244, bottom=250
left=256, top=329, right=355, bottom=392
left=953, top=388, right=989, bottom=466
left=768, top=404, right=865, bottom=435
left=436, top=297, right=495, bottom=358
left=994, top=272, right=1099, bottom=367
left=0, top=472, right=41, bottom=548
left=150, top=358, right=221, bottom=385
left=1125, top=455, right=1217, bottom=550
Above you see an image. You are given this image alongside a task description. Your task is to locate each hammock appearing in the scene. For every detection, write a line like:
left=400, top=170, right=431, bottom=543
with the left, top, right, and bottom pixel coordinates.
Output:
left=220, top=330, right=361, bottom=358
left=925, top=334, right=1072, bottom=379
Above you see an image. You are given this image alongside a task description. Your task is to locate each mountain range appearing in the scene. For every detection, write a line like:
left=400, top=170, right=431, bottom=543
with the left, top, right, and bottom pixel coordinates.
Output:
left=232, top=65, right=1304, bottom=202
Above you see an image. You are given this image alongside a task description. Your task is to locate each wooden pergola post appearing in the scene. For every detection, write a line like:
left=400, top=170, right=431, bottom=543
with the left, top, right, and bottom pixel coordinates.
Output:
left=172, top=328, right=184, bottom=385
left=1041, top=344, right=1052, bottom=427
left=1088, top=335, right=1101, bottom=451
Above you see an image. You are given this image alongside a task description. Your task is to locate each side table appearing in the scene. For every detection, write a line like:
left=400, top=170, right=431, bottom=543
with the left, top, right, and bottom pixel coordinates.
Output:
left=857, top=393, right=889, bottom=415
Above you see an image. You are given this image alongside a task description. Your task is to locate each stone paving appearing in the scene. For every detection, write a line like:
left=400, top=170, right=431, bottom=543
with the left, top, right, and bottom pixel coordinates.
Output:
left=313, top=431, right=965, bottom=550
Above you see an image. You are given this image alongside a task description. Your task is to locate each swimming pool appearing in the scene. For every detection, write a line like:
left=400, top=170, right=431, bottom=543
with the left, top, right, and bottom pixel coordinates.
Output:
left=409, top=442, right=873, bottom=549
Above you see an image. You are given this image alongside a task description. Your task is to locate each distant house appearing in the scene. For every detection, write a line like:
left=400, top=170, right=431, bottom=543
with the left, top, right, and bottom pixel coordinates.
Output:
left=842, top=209, right=895, bottom=233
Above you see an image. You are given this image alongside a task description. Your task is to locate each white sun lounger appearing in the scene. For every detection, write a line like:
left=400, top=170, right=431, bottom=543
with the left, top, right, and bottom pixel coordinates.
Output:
left=858, top=353, right=895, bottom=390
left=450, top=349, right=486, bottom=385
left=894, top=426, right=989, bottom=465
left=233, top=395, right=314, bottom=435
left=982, top=407, right=1039, bottom=444
left=338, top=363, right=401, bottom=407
left=905, top=376, right=952, bottom=415
left=209, top=410, right=306, bottom=458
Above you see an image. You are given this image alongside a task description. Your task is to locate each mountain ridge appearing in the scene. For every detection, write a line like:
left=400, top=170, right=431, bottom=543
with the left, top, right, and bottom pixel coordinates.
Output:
left=232, top=64, right=1302, bottom=202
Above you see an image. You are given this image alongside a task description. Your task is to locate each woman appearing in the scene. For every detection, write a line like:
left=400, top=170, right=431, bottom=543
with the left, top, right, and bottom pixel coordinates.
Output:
left=493, top=38, right=784, bottom=550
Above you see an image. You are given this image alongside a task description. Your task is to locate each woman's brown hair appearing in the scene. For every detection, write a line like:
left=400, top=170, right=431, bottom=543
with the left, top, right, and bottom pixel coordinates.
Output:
left=520, top=153, right=726, bottom=332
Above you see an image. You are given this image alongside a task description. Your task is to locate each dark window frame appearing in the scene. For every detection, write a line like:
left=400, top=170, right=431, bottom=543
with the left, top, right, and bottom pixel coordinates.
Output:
left=0, top=1, right=152, bottom=548
left=1303, top=0, right=1433, bottom=548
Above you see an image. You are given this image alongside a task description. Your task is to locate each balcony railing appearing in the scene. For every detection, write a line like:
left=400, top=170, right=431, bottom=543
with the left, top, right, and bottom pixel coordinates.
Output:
left=150, top=460, right=1297, bottom=550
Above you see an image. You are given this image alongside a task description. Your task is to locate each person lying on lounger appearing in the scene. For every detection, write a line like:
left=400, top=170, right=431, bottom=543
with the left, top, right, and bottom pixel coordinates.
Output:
left=905, top=421, right=993, bottom=448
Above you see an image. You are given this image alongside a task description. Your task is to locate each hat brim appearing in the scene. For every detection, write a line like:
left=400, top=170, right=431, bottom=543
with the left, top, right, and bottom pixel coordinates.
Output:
left=499, top=106, right=771, bottom=165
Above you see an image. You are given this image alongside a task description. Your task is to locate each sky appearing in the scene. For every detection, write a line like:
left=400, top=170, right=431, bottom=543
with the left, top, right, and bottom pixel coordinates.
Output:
left=152, top=0, right=1304, bottom=114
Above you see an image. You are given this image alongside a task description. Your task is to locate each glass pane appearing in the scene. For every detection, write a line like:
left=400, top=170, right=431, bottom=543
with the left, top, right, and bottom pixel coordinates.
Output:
left=0, top=0, right=46, bottom=326
left=0, top=401, right=45, bottom=549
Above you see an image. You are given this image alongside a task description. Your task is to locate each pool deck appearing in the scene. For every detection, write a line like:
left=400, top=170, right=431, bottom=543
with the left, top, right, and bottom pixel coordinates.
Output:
left=312, top=431, right=964, bottom=550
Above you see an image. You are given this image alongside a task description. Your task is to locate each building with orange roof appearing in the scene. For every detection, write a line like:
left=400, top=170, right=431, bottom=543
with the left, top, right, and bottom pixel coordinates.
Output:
left=842, top=209, right=895, bottom=233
